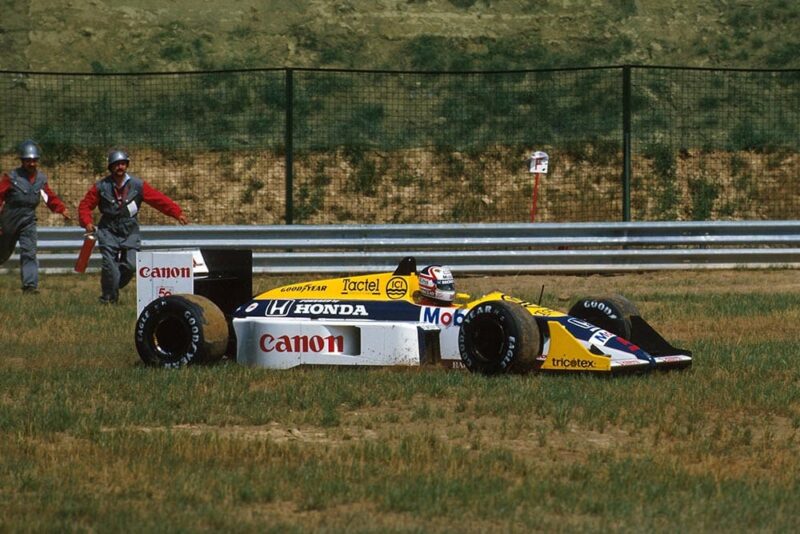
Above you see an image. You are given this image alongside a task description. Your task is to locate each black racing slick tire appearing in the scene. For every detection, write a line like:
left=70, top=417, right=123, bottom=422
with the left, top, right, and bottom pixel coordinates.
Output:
left=568, top=294, right=640, bottom=339
left=458, top=300, right=540, bottom=375
left=135, top=294, right=229, bottom=368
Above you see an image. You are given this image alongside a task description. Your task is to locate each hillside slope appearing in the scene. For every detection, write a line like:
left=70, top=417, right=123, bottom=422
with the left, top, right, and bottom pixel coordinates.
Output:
left=2, top=0, right=799, bottom=72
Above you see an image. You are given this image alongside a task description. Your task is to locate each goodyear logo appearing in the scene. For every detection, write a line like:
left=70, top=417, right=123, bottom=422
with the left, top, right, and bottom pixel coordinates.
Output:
left=581, top=300, right=618, bottom=319
left=386, top=277, right=408, bottom=299
left=279, top=284, right=327, bottom=293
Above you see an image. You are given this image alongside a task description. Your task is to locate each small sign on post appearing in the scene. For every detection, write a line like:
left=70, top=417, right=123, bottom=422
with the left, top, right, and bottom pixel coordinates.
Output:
left=528, top=151, right=549, bottom=222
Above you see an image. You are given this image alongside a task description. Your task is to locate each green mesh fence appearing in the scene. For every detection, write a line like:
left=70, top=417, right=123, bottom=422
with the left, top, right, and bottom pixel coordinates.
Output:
left=0, top=66, right=798, bottom=225
left=631, top=68, right=800, bottom=221
left=0, top=70, right=286, bottom=226
left=290, top=68, right=621, bottom=223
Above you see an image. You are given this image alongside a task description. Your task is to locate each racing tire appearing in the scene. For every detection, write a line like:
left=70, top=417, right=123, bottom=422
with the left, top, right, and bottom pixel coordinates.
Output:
left=135, top=294, right=229, bottom=368
left=568, top=294, right=640, bottom=339
left=458, top=300, right=540, bottom=375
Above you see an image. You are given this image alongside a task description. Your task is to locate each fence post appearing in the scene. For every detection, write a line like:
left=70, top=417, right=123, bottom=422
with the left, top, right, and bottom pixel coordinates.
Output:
left=284, top=67, right=294, bottom=225
left=622, top=65, right=632, bottom=222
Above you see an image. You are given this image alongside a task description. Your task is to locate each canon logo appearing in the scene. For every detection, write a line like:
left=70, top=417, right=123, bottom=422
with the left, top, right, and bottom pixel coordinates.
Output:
left=259, top=334, right=344, bottom=353
left=138, top=266, right=192, bottom=278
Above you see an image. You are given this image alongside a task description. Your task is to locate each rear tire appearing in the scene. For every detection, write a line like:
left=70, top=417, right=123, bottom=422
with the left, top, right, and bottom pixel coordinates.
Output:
left=135, top=294, right=228, bottom=368
left=568, top=294, right=640, bottom=339
left=458, top=300, right=540, bottom=375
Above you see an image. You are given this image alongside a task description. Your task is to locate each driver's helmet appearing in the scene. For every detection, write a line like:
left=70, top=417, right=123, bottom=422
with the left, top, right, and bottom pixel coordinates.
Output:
left=418, top=265, right=456, bottom=303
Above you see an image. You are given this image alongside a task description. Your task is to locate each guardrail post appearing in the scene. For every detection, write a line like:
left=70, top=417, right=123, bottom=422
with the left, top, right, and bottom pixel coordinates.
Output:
left=284, top=68, right=294, bottom=225
left=622, top=65, right=632, bottom=222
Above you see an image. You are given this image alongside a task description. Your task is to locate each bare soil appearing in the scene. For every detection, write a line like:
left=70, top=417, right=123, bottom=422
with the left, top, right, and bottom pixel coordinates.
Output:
left=4, top=146, right=799, bottom=226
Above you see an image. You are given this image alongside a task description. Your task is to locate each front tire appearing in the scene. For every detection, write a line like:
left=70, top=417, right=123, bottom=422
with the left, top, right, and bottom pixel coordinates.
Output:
left=135, top=294, right=228, bottom=368
left=458, top=300, right=540, bottom=375
left=568, top=295, right=640, bottom=339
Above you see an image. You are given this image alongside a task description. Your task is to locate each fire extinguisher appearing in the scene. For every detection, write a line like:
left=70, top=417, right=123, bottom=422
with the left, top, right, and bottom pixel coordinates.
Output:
left=74, top=232, right=97, bottom=273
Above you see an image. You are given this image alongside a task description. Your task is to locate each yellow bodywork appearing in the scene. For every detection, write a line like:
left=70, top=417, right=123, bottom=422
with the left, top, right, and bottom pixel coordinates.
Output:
left=257, top=271, right=421, bottom=302
left=539, top=322, right=612, bottom=372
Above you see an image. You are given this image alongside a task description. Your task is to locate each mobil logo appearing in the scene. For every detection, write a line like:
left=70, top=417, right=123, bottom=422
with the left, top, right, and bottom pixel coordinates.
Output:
left=422, top=306, right=465, bottom=327
left=589, top=329, right=613, bottom=346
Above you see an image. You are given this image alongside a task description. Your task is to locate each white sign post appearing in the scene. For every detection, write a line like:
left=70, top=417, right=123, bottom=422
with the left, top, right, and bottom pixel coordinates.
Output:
left=136, top=251, right=195, bottom=316
left=528, top=150, right=549, bottom=222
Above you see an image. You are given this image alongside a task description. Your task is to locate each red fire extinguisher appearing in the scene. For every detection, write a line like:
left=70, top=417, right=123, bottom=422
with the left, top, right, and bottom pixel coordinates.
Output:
left=74, top=232, right=97, bottom=273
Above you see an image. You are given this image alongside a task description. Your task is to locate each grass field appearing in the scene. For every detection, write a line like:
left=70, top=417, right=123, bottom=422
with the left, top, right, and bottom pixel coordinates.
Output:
left=6, top=1, right=800, bottom=72
left=1, top=269, right=799, bottom=531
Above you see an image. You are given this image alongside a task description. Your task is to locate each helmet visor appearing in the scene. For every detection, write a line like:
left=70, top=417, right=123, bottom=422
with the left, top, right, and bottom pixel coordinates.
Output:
left=437, top=282, right=455, bottom=292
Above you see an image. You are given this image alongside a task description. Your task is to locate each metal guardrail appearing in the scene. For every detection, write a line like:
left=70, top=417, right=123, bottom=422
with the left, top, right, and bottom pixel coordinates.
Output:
left=3, top=221, right=800, bottom=274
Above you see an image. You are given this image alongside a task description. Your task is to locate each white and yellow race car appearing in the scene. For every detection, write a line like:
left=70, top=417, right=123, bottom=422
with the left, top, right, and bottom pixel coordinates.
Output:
left=135, top=257, right=692, bottom=374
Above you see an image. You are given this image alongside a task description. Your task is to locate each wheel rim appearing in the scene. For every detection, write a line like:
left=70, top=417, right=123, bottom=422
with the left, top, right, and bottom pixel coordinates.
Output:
left=153, top=316, right=193, bottom=359
left=469, top=316, right=507, bottom=364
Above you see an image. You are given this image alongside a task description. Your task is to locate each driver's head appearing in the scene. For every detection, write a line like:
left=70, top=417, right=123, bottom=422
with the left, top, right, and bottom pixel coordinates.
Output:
left=418, top=265, right=455, bottom=304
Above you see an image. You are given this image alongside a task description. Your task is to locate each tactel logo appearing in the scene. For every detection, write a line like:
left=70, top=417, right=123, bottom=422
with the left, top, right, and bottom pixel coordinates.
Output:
left=341, top=277, right=381, bottom=295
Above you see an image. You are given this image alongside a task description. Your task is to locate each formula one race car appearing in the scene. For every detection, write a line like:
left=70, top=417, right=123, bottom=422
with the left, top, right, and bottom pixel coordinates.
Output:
left=134, top=257, right=692, bottom=374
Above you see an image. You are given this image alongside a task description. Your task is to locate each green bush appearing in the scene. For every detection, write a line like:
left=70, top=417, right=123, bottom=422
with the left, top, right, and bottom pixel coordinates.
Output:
left=294, top=162, right=331, bottom=222
left=86, top=146, right=108, bottom=175
left=642, top=143, right=679, bottom=219
left=447, top=0, right=478, bottom=8
left=241, top=178, right=264, bottom=204
left=689, top=175, right=721, bottom=220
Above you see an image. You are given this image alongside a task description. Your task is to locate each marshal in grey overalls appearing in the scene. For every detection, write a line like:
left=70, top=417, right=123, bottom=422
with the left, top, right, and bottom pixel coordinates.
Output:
left=94, top=175, right=145, bottom=302
left=0, top=168, right=50, bottom=289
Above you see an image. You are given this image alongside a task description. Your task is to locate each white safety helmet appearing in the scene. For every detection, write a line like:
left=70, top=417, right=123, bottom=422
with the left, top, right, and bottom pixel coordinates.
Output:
left=418, top=265, right=456, bottom=303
